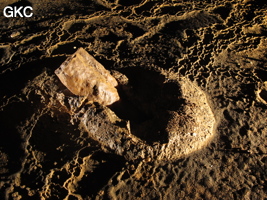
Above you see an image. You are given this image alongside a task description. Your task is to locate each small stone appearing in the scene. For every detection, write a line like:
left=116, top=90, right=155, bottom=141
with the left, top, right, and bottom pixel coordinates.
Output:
left=10, top=31, right=20, bottom=38
left=55, top=48, right=120, bottom=106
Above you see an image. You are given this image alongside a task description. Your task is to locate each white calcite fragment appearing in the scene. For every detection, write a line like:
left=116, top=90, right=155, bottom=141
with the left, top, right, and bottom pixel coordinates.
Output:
left=55, top=48, right=120, bottom=106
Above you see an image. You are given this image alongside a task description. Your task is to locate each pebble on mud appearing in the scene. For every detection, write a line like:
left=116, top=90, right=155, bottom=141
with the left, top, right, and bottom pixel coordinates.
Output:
left=55, top=48, right=120, bottom=106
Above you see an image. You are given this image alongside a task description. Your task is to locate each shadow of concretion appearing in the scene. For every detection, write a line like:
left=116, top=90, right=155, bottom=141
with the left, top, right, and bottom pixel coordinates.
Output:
left=98, top=67, right=216, bottom=161
left=110, top=68, right=186, bottom=145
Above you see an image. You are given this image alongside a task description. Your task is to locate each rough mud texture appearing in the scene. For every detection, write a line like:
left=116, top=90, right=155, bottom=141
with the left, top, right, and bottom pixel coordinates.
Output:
left=0, top=0, right=267, bottom=199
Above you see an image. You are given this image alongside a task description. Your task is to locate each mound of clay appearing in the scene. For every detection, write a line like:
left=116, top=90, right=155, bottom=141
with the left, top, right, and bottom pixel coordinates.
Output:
left=157, top=75, right=216, bottom=160
left=57, top=66, right=216, bottom=161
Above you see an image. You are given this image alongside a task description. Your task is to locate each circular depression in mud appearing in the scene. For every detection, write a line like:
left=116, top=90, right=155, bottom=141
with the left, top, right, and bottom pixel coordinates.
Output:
left=20, top=66, right=216, bottom=161
left=111, top=68, right=216, bottom=160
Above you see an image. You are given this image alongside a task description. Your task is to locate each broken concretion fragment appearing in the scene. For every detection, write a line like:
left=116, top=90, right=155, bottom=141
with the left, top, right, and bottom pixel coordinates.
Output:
left=55, top=48, right=120, bottom=106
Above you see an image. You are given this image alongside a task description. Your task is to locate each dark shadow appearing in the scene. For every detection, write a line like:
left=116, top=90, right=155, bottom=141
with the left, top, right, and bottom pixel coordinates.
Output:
left=51, top=41, right=84, bottom=55
left=158, top=5, right=184, bottom=15
left=124, top=23, right=145, bottom=38
left=255, top=69, right=267, bottom=81
left=29, top=112, right=85, bottom=170
left=259, top=90, right=267, bottom=103
left=76, top=151, right=126, bottom=198
left=110, top=68, right=186, bottom=144
left=0, top=101, right=32, bottom=177
left=9, top=0, right=32, bottom=7
left=212, top=4, right=232, bottom=20
left=0, top=56, right=66, bottom=98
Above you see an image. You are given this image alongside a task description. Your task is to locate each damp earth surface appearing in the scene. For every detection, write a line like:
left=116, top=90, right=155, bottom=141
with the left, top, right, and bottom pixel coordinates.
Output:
left=0, top=0, right=267, bottom=199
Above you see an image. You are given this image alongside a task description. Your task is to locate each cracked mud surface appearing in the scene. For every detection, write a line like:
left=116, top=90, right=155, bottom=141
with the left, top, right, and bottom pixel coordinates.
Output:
left=1, top=0, right=267, bottom=199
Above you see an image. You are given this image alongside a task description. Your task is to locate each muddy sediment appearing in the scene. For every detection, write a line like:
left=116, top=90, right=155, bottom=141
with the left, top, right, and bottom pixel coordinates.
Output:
left=0, top=0, right=267, bottom=199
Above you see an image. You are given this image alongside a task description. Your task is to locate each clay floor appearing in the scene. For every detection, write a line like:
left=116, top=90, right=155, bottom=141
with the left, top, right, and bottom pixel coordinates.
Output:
left=0, top=0, right=267, bottom=199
